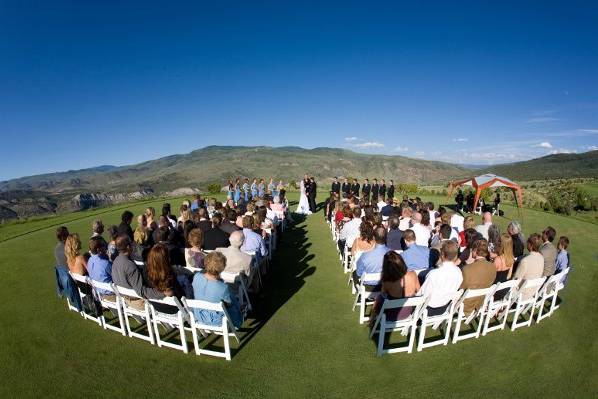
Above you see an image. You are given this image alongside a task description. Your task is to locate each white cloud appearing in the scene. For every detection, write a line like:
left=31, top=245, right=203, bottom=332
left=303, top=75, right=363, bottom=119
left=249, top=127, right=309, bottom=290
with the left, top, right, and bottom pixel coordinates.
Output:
left=344, top=136, right=359, bottom=142
left=548, top=148, right=577, bottom=155
left=533, top=142, right=553, bottom=149
left=526, top=117, right=560, bottom=123
left=393, top=146, right=409, bottom=152
left=586, top=145, right=598, bottom=151
left=452, top=138, right=468, bottom=142
left=354, top=141, right=384, bottom=148
left=415, top=151, right=425, bottom=157
left=578, top=129, right=598, bottom=134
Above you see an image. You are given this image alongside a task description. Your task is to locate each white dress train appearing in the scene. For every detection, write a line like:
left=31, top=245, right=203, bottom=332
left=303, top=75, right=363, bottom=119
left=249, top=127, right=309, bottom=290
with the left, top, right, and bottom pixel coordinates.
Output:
left=295, top=181, right=312, bottom=215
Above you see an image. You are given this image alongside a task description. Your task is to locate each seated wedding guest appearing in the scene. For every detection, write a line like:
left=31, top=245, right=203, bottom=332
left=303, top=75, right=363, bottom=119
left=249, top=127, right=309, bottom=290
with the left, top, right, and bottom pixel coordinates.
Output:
left=107, top=225, right=119, bottom=261
left=399, top=206, right=412, bottom=231
left=457, top=229, right=483, bottom=267
left=386, top=216, right=404, bottom=251
left=459, top=216, right=476, bottom=248
left=54, top=226, right=69, bottom=266
left=494, top=233, right=515, bottom=282
left=401, top=229, right=431, bottom=271
left=145, top=207, right=157, bottom=229
left=351, top=220, right=375, bottom=256
left=86, top=236, right=113, bottom=295
left=380, top=198, right=394, bottom=217
left=146, top=244, right=184, bottom=301
left=430, top=224, right=453, bottom=267
left=410, top=212, right=431, bottom=247
left=204, top=214, right=230, bottom=250
left=487, top=224, right=501, bottom=255
left=240, top=216, right=267, bottom=259
left=152, top=216, right=170, bottom=244
left=65, top=233, right=87, bottom=275
left=220, top=209, right=240, bottom=235
left=450, top=212, right=465, bottom=234
left=162, top=203, right=177, bottom=228
left=513, top=233, right=544, bottom=299
left=185, top=228, right=205, bottom=269
left=191, top=252, right=243, bottom=328
left=417, top=240, right=463, bottom=316
left=440, top=212, right=460, bottom=242
left=460, top=239, right=496, bottom=314
left=195, top=207, right=211, bottom=233
left=475, top=212, right=493, bottom=240
left=370, top=251, right=420, bottom=324
left=112, top=235, right=165, bottom=309
left=118, top=211, right=135, bottom=241
left=555, top=236, right=570, bottom=273
left=353, top=226, right=389, bottom=289
left=507, top=220, right=525, bottom=258
left=420, top=209, right=431, bottom=229
left=216, top=231, right=253, bottom=276
left=177, top=204, right=191, bottom=224
left=540, top=226, right=557, bottom=277
left=338, top=207, right=362, bottom=256
left=91, top=219, right=104, bottom=239
left=132, top=215, right=150, bottom=262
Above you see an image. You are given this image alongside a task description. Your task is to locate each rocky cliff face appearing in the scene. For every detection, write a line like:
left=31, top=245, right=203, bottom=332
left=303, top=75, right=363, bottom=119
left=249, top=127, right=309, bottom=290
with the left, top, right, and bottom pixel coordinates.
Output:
left=61, top=189, right=155, bottom=212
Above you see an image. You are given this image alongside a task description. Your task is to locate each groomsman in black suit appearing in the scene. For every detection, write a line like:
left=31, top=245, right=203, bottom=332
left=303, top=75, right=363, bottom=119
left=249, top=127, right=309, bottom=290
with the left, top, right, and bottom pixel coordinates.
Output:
left=387, top=179, right=395, bottom=202
left=341, top=178, right=351, bottom=198
left=362, top=178, right=371, bottom=204
left=351, top=178, right=360, bottom=198
left=308, top=177, right=317, bottom=213
left=331, top=177, right=340, bottom=196
left=379, top=179, right=387, bottom=202
left=371, top=178, right=379, bottom=203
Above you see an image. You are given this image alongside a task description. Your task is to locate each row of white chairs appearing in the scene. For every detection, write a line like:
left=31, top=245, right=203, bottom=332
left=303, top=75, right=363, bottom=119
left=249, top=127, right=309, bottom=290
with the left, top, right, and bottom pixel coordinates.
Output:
left=68, top=272, right=240, bottom=360
left=326, top=218, right=571, bottom=356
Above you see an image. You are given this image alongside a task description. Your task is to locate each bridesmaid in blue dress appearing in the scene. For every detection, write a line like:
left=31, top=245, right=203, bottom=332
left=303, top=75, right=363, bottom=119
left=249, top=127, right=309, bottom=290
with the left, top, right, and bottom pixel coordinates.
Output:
left=250, top=178, right=258, bottom=199
left=257, top=178, right=265, bottom=198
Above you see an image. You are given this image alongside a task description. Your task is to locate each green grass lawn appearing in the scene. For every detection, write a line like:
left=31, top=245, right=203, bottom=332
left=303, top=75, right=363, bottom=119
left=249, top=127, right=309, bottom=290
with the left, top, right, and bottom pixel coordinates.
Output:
left=0, top=194, right=597, bottom=398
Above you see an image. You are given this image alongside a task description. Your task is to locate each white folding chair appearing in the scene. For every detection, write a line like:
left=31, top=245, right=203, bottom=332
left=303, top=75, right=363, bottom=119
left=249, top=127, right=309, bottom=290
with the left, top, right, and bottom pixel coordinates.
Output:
left=535, top=270, right=568, bottom=322
left=369, top=296, right=427, bottom=356
left=69, top=272, right=103, bottom=327
left=452, top=285, right=496, bottom=343
left=89, top=280, right=126, bottom=336
left=221, top=271, right=252, bottom=312
left=352, top=272, right=381, bottom=324
left=182, top=298, right=240, bottom=361
left=347, top=251, right=364, bottom=293
left=133, top=260, right=146, bottom=267
left=342, top=242, right=352, bottom=273
left=113, top=285, right=155, bottom=344
left=417, top=289, right=463, bottom=351
left=549, top=267, right=571, bottom=314
left=243, top=251, right=263, bottom=290
left=147, top=296, right=189, bottom=353
left=508, top=277, right=547, bottom=331
left=481, top=280, right=520, bottom=335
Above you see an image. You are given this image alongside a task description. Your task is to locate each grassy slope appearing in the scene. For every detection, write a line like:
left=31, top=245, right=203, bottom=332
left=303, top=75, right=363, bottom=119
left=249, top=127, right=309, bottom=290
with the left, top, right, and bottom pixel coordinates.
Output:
left=0, top=194, right=597, bottom=398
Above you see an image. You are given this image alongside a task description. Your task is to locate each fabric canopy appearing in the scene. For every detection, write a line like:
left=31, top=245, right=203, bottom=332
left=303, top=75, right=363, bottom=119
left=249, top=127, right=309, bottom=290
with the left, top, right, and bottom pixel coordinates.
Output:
left=447, top=173, right=523, bottom=212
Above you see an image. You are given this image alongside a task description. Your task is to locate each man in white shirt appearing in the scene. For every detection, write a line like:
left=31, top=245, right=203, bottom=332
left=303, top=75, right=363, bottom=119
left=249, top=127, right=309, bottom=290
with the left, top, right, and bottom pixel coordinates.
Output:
left=450, top=212, right=465, bottom=233
left=337, top=207, right=362, bottom=255
left=410, top=212, right=431, bottom=247
left=399, top=207, right=412, bottom=231
left=475, top=212, right=493, bottom=239
left=417, top=240, right=463, bottom=316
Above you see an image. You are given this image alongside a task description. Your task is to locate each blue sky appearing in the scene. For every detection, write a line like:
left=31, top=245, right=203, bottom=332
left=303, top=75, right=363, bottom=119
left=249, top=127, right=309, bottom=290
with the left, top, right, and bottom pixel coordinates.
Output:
left=1, top=1, right=597, bottom=180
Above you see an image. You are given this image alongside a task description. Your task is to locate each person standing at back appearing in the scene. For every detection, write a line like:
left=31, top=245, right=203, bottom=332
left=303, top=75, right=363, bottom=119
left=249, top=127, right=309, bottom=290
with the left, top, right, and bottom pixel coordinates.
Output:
left=539, top=226, right=557, bottom=276
left=351, top=178, right=360, bottom=198
left=379, top=179, right=387, bottom=202
left=331, top=177, right=340, bottom=196
left=387, top=180, right=395, bottom=202
left=362, top=179, right=371, bottom=204
left=341, top=178, right=350, bottom=199
left=371, top=178, right=379, bottom=203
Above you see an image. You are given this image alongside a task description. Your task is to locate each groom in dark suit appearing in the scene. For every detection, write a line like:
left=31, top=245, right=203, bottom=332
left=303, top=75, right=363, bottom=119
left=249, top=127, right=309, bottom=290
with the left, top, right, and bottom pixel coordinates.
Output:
left=308, top=177, right=317, bottom=213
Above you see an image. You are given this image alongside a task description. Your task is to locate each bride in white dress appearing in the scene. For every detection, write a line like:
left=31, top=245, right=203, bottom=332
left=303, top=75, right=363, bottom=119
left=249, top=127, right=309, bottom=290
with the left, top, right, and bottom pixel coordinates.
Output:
left=296, top=179, right=312, bottom=215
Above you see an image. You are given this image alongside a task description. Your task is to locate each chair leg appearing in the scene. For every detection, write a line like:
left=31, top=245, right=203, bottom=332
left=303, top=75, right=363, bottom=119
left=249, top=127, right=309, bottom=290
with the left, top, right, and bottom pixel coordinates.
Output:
left=417, top=322, right=427, bottom=351
left=377, top=322, right=385, bottom=357
left=407, top=324, right=416, bottom=354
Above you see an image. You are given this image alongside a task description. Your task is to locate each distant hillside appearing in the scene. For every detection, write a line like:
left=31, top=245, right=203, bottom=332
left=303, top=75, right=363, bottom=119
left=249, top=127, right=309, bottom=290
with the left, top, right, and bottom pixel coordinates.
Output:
left=478, top=150, right=598, bottom=180
left=0, top=146, right=468, bottom=194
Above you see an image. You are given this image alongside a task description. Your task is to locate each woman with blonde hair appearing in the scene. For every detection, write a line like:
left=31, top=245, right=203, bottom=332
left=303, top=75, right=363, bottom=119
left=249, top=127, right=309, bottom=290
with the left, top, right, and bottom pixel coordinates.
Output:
left=185, top=228, right=205, bottom=269
left=494, top=233, right=515, bottom=281
left=65, top=233, right=87, bottom=275
left=145, top=207, right=156, bottom=228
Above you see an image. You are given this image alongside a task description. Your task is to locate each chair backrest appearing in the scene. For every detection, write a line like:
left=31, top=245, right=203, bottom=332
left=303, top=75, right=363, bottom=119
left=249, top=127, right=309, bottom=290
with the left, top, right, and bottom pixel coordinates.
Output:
left=380, top=296, right=427, bottom=320
left=456, top=285, right=496, bottom=314
left=519, top=277, right=546, bottom=293
left=147, top=296, right=185, bottom=315
left=393, top=250, right=403, bottom=254
left=360, top=272, right=381, bottom=286
left=133, top=260, right=145, bottom=267
left=492, top=279, right=520, bottom=301
left=69, top=272, right=88, bottom=284
left=113, top=284, right=142, bottom=299
left=220, top=271, right=240, bottom=284
left=183, top=297, right=225, bottom=312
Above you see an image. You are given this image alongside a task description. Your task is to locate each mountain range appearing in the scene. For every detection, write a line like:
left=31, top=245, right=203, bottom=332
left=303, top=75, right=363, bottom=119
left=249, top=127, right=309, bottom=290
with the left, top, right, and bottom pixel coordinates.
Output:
left=1, top=146, right=597, bottom=221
